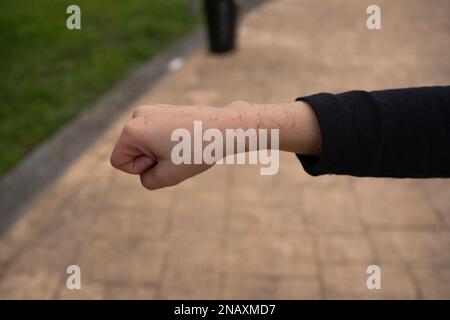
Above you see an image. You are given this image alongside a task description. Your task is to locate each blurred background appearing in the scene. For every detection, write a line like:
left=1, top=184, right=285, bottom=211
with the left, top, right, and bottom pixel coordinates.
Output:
left=0, top=0, right=201, bottom=177
left=0, top=0, right=449, bottom=299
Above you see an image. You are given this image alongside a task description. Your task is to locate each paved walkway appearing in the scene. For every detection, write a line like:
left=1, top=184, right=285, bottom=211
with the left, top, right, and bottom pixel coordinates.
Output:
left=1, top=0, right=450, bottom=299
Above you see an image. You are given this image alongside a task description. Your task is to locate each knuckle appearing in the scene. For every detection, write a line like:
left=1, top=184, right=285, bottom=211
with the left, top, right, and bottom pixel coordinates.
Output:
left=110, top=147, right=123, bottom=169
left=123, top=121, right=134, bottom=135
left=110, top=154, right=118, bottom=169
left=123, top=118, right=140, bottom=136
left=109, top=145, right=121, bottom=169
left=132, top=105, right=146, bottom=118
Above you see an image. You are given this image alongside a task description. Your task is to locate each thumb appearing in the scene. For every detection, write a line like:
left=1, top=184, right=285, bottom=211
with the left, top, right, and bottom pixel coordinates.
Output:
left=139, top=161, right=178, bottom=190
left=110, top=120, right=156, bottom=175
left=139, top=161, right=213, bottom=190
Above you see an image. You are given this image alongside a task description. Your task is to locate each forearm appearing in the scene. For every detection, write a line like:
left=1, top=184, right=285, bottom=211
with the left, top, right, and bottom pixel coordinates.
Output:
left=215, top=101, right=322, bottom=155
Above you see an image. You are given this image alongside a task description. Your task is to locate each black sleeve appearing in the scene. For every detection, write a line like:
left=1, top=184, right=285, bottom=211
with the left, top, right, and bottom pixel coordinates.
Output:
left=296, top=86, right=450, bottom=178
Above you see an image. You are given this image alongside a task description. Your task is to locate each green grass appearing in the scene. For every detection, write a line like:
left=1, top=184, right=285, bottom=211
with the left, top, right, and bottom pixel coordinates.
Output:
left=0, top=0, right=200, bottom=176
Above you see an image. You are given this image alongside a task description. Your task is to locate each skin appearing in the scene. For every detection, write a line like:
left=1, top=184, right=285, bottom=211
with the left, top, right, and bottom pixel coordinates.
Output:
left=110, top=101, right=322, bottom=190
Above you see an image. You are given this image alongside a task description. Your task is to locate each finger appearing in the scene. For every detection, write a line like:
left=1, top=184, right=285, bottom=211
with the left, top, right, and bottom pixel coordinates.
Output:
left=110, top=126, right=155, bottom=174
left=111, top=141, right=154, bottom=175
left=139, top=161, right=176, bottom=190
left=128, top=155, right=156, bottom=174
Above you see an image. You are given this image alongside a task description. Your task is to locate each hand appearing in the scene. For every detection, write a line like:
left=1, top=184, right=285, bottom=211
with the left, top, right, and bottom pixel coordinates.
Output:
left=110, top=105, right=220, bottom=190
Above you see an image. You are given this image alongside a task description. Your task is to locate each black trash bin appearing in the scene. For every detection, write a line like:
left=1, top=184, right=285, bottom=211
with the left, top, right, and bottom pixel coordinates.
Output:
left=204, top=0, right=238, bottom=53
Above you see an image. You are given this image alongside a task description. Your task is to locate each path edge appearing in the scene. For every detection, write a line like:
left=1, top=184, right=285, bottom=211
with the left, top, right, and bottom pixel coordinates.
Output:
left=0, top=0, right=269, bottom=235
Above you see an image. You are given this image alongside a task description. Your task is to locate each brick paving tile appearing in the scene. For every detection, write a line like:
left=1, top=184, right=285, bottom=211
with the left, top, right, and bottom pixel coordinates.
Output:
left=222, top=274, right=321, bottom=299
left=322, top=263, right=419, bottom=299
left=411, top=266, right=450, bottom=299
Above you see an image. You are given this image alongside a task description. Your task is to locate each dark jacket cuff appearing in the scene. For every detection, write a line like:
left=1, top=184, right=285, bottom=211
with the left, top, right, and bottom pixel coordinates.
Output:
left=295, top=93, right=351, bottom=176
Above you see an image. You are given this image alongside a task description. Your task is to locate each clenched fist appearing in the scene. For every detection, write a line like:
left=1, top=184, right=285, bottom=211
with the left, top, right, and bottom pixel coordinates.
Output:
left=110, top=105, right=223, bottom=190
